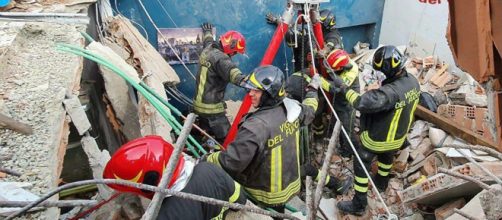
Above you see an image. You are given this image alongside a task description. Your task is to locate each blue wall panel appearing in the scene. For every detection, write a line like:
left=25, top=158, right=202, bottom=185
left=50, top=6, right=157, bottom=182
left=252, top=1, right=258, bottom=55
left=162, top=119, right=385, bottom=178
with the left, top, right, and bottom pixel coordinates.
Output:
left=113, top=0, right=384, bottom=112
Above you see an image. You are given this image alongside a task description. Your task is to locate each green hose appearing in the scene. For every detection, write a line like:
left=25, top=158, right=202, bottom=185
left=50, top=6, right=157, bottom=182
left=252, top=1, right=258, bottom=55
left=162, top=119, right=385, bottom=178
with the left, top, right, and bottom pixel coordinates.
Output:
left=79, top=31, right=95, bottom=43
left=56, top=44, right=205, bottom=157
left=57, top=44, right=206, bottom=155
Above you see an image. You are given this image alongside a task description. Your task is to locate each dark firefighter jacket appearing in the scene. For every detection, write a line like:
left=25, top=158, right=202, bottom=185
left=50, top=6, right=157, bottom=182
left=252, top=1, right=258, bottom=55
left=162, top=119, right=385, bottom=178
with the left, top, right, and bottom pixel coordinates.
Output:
left=157, top=162, right=246, bottom=220
left=343, top=71, right=420, bottom=152
left=285, top=27, right=343, bottom=71
left=320, top=59, right=360, bottom=110
left=206, top=92, right=318, bottom=206
left=194, top=32, right=246, bottom=115
left=287, top=61, right=359, bottom=107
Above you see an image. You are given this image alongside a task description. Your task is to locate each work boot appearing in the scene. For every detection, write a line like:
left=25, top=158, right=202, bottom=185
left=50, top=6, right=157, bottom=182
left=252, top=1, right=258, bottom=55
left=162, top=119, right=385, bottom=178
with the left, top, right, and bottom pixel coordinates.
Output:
left=373, top=175, right=390, bottom=193
left=337, top=192, right=367, bottom=216
left=334, top=176, right=353, bottom=195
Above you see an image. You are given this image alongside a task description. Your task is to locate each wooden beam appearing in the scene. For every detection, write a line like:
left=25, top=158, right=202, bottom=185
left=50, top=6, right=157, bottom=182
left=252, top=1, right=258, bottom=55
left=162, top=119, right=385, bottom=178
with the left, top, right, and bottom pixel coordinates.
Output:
left=415, top=105, right=498, bottom=150
left=0, top=112, right=33, bottom=135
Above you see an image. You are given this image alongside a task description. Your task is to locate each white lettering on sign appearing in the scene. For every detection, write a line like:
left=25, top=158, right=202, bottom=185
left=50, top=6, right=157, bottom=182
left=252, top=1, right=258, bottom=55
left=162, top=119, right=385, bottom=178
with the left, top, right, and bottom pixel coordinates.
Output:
left=418, top=0, right=442, bottom=4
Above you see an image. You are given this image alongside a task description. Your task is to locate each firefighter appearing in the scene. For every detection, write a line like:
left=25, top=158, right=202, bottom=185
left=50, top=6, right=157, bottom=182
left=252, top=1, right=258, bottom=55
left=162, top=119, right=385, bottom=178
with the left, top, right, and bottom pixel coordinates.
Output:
left=320, top=49, right=361, bottom=158
left=193, top=22, right=248, bottom=144
left=205, top=65, right=321, bottom=214
left=286, top=49, right=360, bottom=160
left=265, top=9, right=343, bottom=72
left=330, top=45, right=421, bottom=215
left=285, top=68, right=352, bottom=198
left=103, top=136, right=247, bottom=220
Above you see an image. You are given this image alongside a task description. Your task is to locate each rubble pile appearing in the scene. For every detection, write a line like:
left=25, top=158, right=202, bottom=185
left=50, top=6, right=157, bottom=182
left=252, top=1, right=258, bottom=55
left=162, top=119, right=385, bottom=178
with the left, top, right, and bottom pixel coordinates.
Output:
left=341, top=44, right=502, bottom=220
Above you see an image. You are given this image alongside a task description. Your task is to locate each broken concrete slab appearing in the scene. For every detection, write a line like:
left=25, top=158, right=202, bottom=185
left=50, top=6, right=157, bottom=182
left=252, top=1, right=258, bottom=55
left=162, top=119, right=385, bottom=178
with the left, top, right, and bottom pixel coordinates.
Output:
left=80, top=134, right=112, bottom=200
left=0, top=182, right=40, bottom=216
left=319, top=198, right=337, bottom=220
left=63, top=96, right=91, bottom=135
left=445, top=190, right=486, bottom=220
left=87, top=41, right=141, bottom=141
left=104, top=16, right=180, bottom=142
left=410, top=138, right=432, bottom=161
left=479, top=184, right=502, bottom=220
left=400, top=161, right=502, bottom=205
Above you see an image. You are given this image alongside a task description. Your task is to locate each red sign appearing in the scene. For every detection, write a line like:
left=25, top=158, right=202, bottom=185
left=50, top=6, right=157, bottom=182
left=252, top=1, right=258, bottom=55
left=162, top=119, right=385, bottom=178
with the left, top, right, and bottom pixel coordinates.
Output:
left=419, top=0, right=442, bottom=4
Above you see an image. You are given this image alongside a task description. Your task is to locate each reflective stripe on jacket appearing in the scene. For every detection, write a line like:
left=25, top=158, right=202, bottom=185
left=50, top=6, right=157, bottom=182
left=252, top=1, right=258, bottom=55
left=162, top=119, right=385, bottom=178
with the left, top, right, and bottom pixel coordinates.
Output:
left=207, top=93, right=318, bottom=206
left=194, top=35, right=245, bottom=115
left=344, top=71, right=420, bottom=152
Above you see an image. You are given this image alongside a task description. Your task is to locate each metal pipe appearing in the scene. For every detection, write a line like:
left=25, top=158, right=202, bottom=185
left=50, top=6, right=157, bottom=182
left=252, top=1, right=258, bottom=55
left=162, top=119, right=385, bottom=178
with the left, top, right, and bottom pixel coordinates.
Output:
left=142, top=113, right=196, bottom=220
left=0, top=200, right=97, bottom=208
left=5, top=179, right=299, bottom=220
left=312, top=121, right=341, bottom=210
left=457, top=149, right=502, bottom=186
left=223, top=2, right=295, bottom=149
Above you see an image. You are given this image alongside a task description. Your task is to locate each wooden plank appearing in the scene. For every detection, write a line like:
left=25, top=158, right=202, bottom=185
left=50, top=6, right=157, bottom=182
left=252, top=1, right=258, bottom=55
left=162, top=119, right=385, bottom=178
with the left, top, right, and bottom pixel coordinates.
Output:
left=430, top=63, right=449, bottom=84
left=415, top=105, right=498, bottom=150
left=0, top=112, right=33, bottom=135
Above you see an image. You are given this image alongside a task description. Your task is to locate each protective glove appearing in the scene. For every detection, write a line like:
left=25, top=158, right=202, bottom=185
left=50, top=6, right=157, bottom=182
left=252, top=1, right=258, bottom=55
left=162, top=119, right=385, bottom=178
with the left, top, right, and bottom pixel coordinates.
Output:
left=238, top=75, right=249, bottom=87
left=316, top=48, right=330, bottom=58
left=331, top=75, right=348, bottom=93
left=201, top=22, right=213, bottom=34
left=266, top=12, right=280, bottom=25
left=308, top=74, right=322, bottom=90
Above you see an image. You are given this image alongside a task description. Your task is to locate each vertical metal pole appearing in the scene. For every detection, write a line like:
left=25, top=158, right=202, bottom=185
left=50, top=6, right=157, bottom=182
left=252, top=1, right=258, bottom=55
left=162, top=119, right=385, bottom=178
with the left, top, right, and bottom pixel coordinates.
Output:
left=312, top=121, right=341, bottom=210
left=223, top=1, right=295, bottom=149
left=142, top=113, right=197, bottom=220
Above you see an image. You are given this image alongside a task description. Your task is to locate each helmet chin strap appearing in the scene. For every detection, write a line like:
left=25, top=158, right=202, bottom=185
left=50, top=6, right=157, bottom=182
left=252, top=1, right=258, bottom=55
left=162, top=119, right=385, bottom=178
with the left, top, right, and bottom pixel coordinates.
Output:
left=258, top=92, right=282, bottom=108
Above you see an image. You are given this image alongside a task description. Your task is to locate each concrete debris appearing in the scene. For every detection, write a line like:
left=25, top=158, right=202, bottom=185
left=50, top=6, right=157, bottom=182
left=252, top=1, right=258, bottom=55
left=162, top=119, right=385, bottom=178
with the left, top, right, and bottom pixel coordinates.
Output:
left=479, top=184, right=502, bottom=220
left=62, top=96, right=91, bottom=135
left=353, top=41, right=370, bottom=55
left=87, top=41, right=141, bottom=141
left=0, top=21, right=85, bottom=220
left=346, top=45, right=501, bottom=219
left=0, top=182, right=40, bottom=216
left=407, top=120, right=429, bottom=149
left=103, top=15, right=180, bottom=142
left=429, top=127, right=447, bottom=148
left=400, top=161, right=502, bottom=205
left=393, top=148, right=410, bottom=173
left=446, top=188, right=487, bottom=220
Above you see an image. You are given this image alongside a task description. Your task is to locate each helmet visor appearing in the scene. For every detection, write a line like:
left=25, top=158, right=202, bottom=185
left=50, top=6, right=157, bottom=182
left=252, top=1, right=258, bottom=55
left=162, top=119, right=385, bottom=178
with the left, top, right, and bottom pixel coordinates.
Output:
left=241, top=73, right=263, bottom=90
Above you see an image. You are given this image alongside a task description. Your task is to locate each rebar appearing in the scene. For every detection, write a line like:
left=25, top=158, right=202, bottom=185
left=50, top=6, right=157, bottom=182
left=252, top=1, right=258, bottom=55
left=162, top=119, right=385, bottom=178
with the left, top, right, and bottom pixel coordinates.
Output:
left=6, top=179, right=299, bottom=220
left=142, top=113, right=196, bottom=220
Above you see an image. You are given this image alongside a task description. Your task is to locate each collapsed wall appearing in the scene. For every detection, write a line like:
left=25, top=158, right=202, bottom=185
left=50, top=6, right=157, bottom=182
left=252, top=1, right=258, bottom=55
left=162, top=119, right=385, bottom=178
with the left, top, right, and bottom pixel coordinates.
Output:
left=0, top=22, right=85, bottom=219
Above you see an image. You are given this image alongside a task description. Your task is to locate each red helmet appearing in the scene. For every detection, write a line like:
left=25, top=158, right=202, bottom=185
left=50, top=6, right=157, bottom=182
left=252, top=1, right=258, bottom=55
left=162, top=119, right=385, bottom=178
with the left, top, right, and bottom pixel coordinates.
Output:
left=219, top=30, right=246, bottom=55
left=326, top=49, right=350, bottom=71
left=103, top=135, right=185, bottom=199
